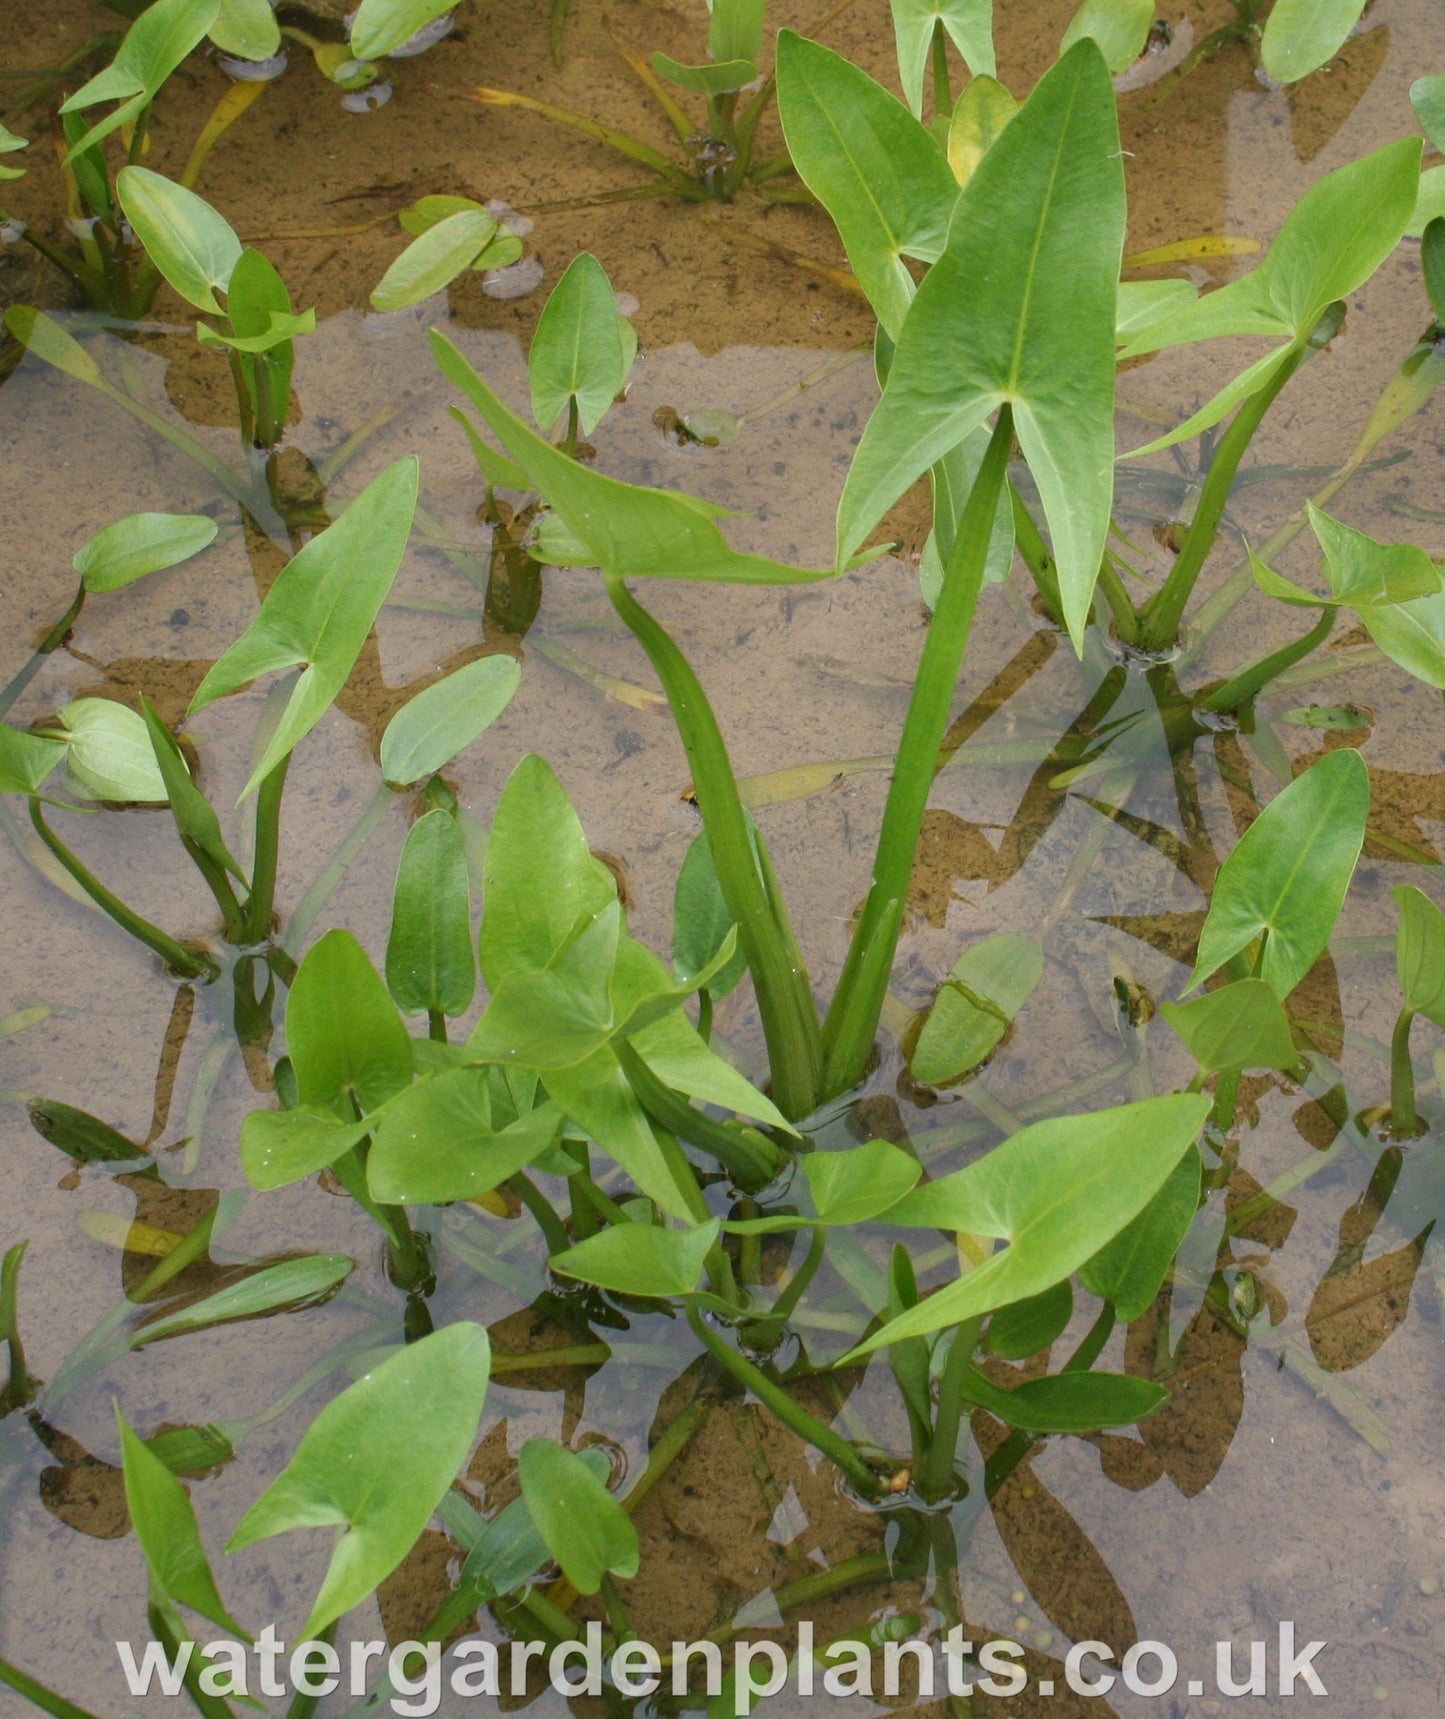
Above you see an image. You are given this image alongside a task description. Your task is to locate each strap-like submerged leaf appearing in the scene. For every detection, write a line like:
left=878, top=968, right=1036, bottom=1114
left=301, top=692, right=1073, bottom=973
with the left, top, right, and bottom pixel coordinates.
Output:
left=380, top=653, right=521, bottom=786
left=835, top=40, right=1125, bottom=647
left=838, top=1093, right=1209, bottom=1359
left=528, top=252, right=630, bottom=437
left=431, top=331, right=831, bottom=585
left=776, top=31, right=958, bottom=341
left=1188, top=749, right=1369, bottom=998
left=889, top=0, right=996, bottom=115
left=228, top=1323, right=491, bottom=1637
left=1260, top=0, right=1370, bottom=84
left=286, top=928, right=415, bottom=1115
left=73, top=513, right=217, bottom=592
left=189, top=457, right=419, bottom=797
left=518, top=1437, right=639, bottom=1595
left=131, top=1254, right=354, bottom=1346
left=116, top=167, right=242, bottom=316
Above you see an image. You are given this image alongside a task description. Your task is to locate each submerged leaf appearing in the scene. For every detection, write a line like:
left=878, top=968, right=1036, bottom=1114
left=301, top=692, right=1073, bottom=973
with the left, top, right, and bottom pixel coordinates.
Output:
left=132, top=1255, right=354, bottom=1346
left=380, top=655, right=521, bottom=786
left=229, top=1323, right=491, bottom=1636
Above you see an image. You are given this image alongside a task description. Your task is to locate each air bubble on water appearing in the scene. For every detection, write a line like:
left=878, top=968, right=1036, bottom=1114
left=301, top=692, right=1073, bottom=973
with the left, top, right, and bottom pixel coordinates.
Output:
left=342, top=79, right=393, bottom=112
left=482, top=255, right=545, bottom=299
left=217, top=49, right=288, bottom=82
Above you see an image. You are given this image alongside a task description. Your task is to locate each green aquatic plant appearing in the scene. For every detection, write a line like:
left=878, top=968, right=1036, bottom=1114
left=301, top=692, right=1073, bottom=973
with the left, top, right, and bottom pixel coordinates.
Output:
left=1388, top=885, right=1445, bottom=1137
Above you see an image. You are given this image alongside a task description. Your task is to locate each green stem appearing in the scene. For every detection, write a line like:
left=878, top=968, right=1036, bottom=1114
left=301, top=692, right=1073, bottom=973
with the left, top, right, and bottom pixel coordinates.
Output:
left=1138, top=340, right=1314, bottom=652
left=1390, top=1007, right=1422, bottom=1138
left=742, top=1223, right=826, bottom=1348
left=918, top=1317, right=984, bottom=1501
left=684, top=1302, right=880, bottom=1495
left=0, top=581, right=85, bottom=720
left=614, top=1041, right=785, bottom=1188
left=1008, top=482, right=1064, bottom=623
left=1062, top=1304, right=1117, bottom=1373
left=0, top=1242, right=32, bottom=1414
left=285, top=1618, right=338, bottom=1719
left=605, top=576, right=823, bottom=1119
left=509, top=1171, right=572, bottom=1258
left=1095, top=558, right=1141, bottom=644
left=331, top=1145, right=431, bottom=1294
left=28, top=800, right=217, bottom=981
left=822, top=409, right=1013, bottom=1097
left=427, top=1009, right=448, bottom=1044
left=242, top=755, right=289, bottom=944
left=1196, top=606, right=1334, bottom=714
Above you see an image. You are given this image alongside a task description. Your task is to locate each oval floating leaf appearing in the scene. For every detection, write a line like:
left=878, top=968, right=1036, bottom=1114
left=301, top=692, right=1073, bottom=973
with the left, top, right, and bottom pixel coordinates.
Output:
left=380, top=654, right=521, bottom=786
left=210, top=0, right=282, bottom=61
left=1261, top=0, right=1368, bottom=83
left=116, top=167, right=241, bottom=314
left=132, top=1254, right=354, bottom=1347
left=28, top=1097, right=149, bottom=1164
left=73, top=512, right=217, bottom=592
left=1060, top=0, right=1154, bottom=74
left=350, top=0, right=456, bottom=60
left=966, top=1365, right=1167, bottom=1432
left=518, top=1436, right=639, bottom=1595
left=228, top=1322, right=491, bottom=1636
left=1188, top=749, right=1369, bottom=998
left=984, top=1280, right=1074, bottom=1361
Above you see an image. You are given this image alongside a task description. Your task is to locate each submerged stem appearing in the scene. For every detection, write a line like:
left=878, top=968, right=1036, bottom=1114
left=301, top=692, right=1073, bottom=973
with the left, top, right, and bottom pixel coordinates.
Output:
left=1390, top=1007, right=1422, bottom=1138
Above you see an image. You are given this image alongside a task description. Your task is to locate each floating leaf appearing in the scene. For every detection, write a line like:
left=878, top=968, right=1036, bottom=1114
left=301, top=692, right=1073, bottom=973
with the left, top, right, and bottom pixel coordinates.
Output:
left=189, top=457, right=419, bottom=797
left=56, top=699, right=168, bottom=803
left=210, top=0, right=281, bottom=62
left=132, top=1255, right=353, bottom=1346
left=73, top=513, right=216, bottom=593
left=28, top=1097, right=148, bottom=1164
left=651, top=53, right=757, bottom=96
left=380, top=655, right=521, bottom=786
left=835, top=41, right=1124, bottom=646
left=551, top=1217, right=719, bottom=1299
left=386, top=810, right=476, bottom=1018
left=529, top=253, right=631, bottom=437
left=350, top=0, right=456, bottom=60
left=229, top=1323, right=491, bottom=1636
left=371, top=210, right=501, bottom=313
left=841, top=1093, right=1209, bottom=1359
left=1282, top=704, right=1370, bottom=731
left=116, top=167, right=241, bottom=315
left=1188, top=750, right=1369, bottom=998
left=1412, top=76, right=1445, bottom=152
left=1159, top=979, right=1298, bottom=1073
left=776, top=31, right=959, bottom=340
left=1261, top=0, right=1369, bottom=83
left=911, top=933, right=1044, bottom=1086
left=518, top=1437, right=638, bottom=1595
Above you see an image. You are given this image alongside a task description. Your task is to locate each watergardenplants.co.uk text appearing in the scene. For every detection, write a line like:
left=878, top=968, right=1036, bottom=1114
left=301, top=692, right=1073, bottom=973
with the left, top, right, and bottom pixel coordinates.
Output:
left=114, top=1621, right=1330, bottom=1710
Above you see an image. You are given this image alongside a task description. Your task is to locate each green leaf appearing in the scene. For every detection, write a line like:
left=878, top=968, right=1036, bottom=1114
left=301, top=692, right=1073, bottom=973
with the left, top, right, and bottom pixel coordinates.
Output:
left=1394, top=885, right=1445, bottom=1028
left=0, top=123, right=27, bottom=182
left=240, top=1107, right=374, bottom=1191
left=228, top=1323, right=491, bottom=1637
left=840, top=1093, right=1209, bottom=1359
left=198, top=248, right=313, bottom=355
left=983, top=1280, right=1073, bottom=1360
left=56, top=698, right=168, bottom=802
left=350, top=0, right=456, bottom=60
left=372, top=210, right=501, bottom=312
left=140, top=699, right=245, bottom=882
left=478, top=754, right=618, bottom=987
left=946, top=73, right=1016, bottom=188
left=1159, top=978, right=1298, bottom=1073
left=450, top=408, right=530, bottom=490
left=1422, top=219, right=1445, bottom=325
left=366, top=1071, right=563, bottom=1204
left=803, top=1138, right=922, bottom=1225
left=518, top=1437, right=639, bottom=1595
left=60, top=0, right=221, bottom=158
left=543, top=1047, right=697, bottom=1221
left=551, top=1217, right=719, bottom=1299
left=399, top=194, right=487, bottom=235
left=210, top=0, right=281, bottom=60
left=1120, top=139, right=1421, bottom=449
left=431, top=332, right=830, bottom=586
left=709, top=0, right=766, bottom=64
left=117, top=1411, right=246, bottom=1633
left=1077, top=1145, right=1200, bottom=1320
left=28, top=1097, right=148, bottom=1163
left=910, top=933, right=1044, bottom=1086
left=775, top=31, right=959, bottom=341
left=835, top=41, right=1124, bottom=647
left=286, top=929, right=415, bottom=1115
left=3, top=306, right=105, bottom=387
left=73, top=512, right=217, bottom=592
left=964, top=1365, right=1167, bottom=1432
left=1260, top=0, right=1368, bottom=83
left=651, top=53, right=757, bottom=96
left=1115, top=278, right=1196, bottom=338
left=1060, top=0, right=1154, bottom=74
left=380, top=654, right=521, bottom=786
left=1188, top=749, right=1369, bottom=997
left=1305, top=507, right=1445, bottom=690
left=132, top=1255, right=354, bottom=1346
left=627, top=1007, right=792, bottom=1130
left=1412, top=76, right=1445, bottom=152
left=673, top=829, right=747, bottom=998
left=529, top=253, right=631, bottom=437
left=0, top=724, right=66, bottom=796
left=386, top=810, right=476, bottom=1018
left=189, top=458, right=418, bottom=797
left=889, top=1, right=996, bottom=115
left=115, top=167, right=241, bottom=315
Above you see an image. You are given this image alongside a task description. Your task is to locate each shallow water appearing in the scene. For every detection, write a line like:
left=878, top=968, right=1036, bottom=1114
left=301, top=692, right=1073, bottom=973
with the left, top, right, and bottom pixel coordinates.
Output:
left=2, top=1, right=1445, bottom=1714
